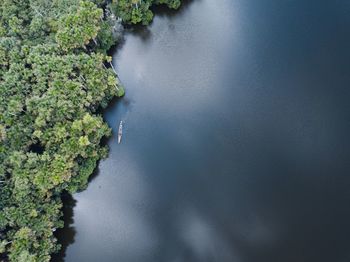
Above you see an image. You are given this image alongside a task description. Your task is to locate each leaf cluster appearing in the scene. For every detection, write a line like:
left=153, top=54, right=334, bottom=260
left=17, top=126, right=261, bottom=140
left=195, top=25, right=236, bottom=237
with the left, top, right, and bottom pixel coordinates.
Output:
left=110, top=0, right=181, bottom=25
left=0, top=1, right=123, bottom=261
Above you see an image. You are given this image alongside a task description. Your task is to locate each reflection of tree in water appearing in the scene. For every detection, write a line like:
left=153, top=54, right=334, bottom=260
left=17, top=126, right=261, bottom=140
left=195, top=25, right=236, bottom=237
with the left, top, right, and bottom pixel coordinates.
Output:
left=151, top=0, right=195, bottom=18
left=126, top=0, right=195, bottom=42
left=51, top=1, right=198, bottom=261
left=51, top=193, right=76, bottom=262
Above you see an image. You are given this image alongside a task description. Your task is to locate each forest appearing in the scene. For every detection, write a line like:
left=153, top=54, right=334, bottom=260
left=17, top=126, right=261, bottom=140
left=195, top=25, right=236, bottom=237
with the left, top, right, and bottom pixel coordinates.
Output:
left=0, top=0, right=181, bottom=261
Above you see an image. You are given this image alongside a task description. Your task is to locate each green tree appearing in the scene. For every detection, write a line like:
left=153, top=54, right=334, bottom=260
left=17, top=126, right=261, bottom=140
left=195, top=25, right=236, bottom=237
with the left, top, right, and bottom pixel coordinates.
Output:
left=0, top=0, right=179, bottom=260
left=56, top=1, right=103, bottom=50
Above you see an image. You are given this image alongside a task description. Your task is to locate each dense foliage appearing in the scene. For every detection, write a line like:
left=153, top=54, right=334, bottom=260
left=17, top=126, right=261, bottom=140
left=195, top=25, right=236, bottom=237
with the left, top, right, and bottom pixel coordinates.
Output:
left=0, top=0, right=180, bottom=261
left=0, top=0, right=123, bottom=261
left=110, top=0, right=181, bottom=25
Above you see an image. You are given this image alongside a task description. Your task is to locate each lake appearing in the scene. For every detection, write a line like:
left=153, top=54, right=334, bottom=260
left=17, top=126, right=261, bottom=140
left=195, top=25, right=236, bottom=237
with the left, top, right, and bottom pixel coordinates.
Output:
left=55, top=0, right=350, bottom=261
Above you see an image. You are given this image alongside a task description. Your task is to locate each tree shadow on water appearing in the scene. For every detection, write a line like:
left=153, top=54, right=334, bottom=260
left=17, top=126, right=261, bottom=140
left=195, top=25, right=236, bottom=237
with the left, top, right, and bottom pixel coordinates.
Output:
left=151, top=0, right=196, bottom=18
left=51, top=193, right=76, bottom=262
left=126, top=0, right=196, bottom=42
left=126, top=24, right=153, bottom=42
left=51, top=148, right=111, bottom=262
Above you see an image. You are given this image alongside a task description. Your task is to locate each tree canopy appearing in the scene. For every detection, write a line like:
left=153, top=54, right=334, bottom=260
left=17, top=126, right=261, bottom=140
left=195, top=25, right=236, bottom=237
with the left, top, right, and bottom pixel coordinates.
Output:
left=0, top=0, right=180, bottom=261
left=110, top=0, right=181, bottom=25
left=0, top=0, right=124, bottom=261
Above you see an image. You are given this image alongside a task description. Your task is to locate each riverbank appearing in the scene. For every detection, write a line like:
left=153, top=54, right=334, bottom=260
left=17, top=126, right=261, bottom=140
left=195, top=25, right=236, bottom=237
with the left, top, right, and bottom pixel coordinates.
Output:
left=56, top=1, right=350, bottom=262
left=0, top=1, right=180, bottom=261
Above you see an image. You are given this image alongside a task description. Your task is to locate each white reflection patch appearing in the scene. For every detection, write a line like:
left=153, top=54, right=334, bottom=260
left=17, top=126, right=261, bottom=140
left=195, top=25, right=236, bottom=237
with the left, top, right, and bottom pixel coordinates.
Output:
left=177, top=208, right=240, bottom=261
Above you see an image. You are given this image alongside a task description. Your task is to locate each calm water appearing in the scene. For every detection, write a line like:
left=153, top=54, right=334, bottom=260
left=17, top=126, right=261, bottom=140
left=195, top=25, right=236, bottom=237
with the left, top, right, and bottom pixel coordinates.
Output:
left=55, top=0, right=350, bottom=261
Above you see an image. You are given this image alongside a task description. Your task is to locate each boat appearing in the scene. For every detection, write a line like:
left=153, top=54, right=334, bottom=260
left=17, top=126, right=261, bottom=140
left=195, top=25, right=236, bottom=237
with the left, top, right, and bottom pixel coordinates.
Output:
left=118, top=120, right=123, bottom=144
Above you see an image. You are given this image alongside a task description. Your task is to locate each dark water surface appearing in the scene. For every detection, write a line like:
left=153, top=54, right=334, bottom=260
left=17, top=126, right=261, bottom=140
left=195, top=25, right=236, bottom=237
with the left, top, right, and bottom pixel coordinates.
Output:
left=57, top=0, right=350, bottom=261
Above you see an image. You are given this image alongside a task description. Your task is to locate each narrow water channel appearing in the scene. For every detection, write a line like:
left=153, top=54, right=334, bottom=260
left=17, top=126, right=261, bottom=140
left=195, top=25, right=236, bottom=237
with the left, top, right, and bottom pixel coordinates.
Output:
left=57, top=0, right=350, bottom=261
